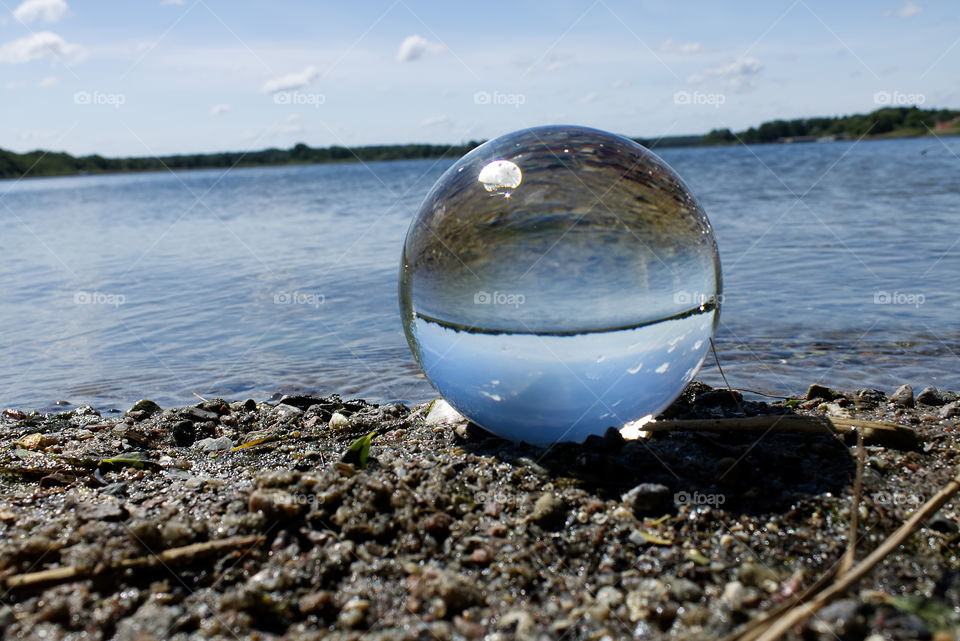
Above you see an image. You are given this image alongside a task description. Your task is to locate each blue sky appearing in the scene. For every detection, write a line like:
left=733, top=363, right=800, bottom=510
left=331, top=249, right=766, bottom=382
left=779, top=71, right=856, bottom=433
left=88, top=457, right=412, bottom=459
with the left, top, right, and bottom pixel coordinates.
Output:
left=0, top=0, right=956, bottom=156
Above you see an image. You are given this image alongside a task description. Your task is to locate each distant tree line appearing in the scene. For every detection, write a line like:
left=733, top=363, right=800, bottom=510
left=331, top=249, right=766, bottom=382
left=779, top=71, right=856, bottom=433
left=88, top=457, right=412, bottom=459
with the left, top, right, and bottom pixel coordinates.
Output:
left=701, top=106, right=960, bottom=145
left=0, top=141, right=482, bottom=180
left=2, top=107, right=958, bottom=179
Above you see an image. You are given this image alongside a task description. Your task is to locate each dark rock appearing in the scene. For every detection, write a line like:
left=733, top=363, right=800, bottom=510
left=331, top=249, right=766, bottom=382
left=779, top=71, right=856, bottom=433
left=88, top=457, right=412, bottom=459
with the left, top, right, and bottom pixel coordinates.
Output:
left=812, top=599, right=866, bottom=638
left=172, top=420, right=196, bottom=447
left=603, top=426, right=626, bottom=451
left=530, top=493, right=567, bottom=529
left=927, top=513, right=959, bottom=534
left=696, top=389, right=743, bottom=408
left=852, top=388, right=886, bottom=407
left=200, top=398, right=229, bottom=414
left=917, top=387, right=958, bottom=407
left=180, top=406, right=220, bottom=423
left=2, top=408, right=26, bottom=420
left=890, top=384, right=915, bottom=408
left=128, top=399, right=162, bottom=416
left=582, top=434, right=605, bottom=451
left=79, top=499, right=128, bottom=522
left=99, top=482, right=128, bottom=498
left=806, top=384, right=840, bottom=401
left=421, top=512, right=454, bottom=541
left=279, top=395, right=328, bottom=410
left=622, top=483, right=672, bottom=517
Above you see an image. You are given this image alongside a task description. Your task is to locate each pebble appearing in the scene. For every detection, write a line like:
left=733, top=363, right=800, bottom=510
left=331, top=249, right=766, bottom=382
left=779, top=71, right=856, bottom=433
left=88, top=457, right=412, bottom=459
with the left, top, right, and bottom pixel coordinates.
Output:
left=247, top=489, right=304, bottom=521
left=336, top=597, right=369, bottom=628
left=917, top=386, right=958, bottom=407
left=298, top=590, right=334, bottom=616
left=172, top=420, right=196, bottom=447
left=78, top=499, right=128, bottom=522
left=530, top=492, right=567, bottom=529
left=329, top=412, right=350, bottom=429
left=193, top=436, right=233, bottom=452
left=806, top=384, right=840, bottom=401
left=180, top=406, right=220, bottom=423
left=890, top=384, right=914, bottom=408
left=738, top=562, right=779, bottom=588
left=128, top=399, right=162, bottom=416
left=621, top=482, right=672, bottom=517
left=274, top=403, right=303, bottom=420
left=940, top=401, right=960, bottom=419
left=667, top=577, right=703, bottom=602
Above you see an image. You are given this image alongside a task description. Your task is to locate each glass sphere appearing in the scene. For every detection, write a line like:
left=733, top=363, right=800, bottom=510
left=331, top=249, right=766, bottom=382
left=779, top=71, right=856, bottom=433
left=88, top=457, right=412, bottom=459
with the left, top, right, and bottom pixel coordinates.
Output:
left=399, top=125, right=721, bottom=445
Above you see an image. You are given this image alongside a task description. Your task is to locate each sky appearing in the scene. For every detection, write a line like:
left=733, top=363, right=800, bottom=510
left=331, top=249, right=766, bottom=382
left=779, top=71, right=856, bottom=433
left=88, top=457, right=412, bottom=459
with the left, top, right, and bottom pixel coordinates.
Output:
left=0, top=0, right=957, bottom=157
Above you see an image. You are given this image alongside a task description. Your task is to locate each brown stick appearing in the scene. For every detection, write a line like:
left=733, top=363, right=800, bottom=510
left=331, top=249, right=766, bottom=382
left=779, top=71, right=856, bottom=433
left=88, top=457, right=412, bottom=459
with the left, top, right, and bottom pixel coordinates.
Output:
left=4, top=535, right=264, bottom=591
left=646, top=416, right=919, bottom=450
left=839, top=427, right=866, bottom=576
left=752, top=469, right=960, bottom=641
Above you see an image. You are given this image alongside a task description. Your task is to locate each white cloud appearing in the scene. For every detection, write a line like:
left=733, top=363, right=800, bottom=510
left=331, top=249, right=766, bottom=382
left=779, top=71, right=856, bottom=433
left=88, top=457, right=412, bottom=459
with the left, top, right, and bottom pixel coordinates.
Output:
left=209, top=104, right=230, bottom=116
left=0, top=31, right=84, bottom=64
left=579, top=91, right=597, bottom=104
left=687, top=57, right=762, bottom=90
left=395, top=34, right=442, bottom=63
left=420, top=114, right=452, bottom=127
left=895, top=1, right=922, bottom=18
left=13, top=0, right=67, bottom=24
left=261, top=65, right=318, bottom=93
left=161, top=0, right=185, bottom=4
left=38, top=75, right=56, bottom=86
left=659, top=38, right=702, bottom=54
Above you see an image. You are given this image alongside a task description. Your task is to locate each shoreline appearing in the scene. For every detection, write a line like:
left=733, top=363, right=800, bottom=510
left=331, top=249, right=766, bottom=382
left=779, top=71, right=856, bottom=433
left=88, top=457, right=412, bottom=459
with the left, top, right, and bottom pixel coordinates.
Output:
left=1, top=381, right=959, bottom=639
left=3, top=129, right=958, bottom=183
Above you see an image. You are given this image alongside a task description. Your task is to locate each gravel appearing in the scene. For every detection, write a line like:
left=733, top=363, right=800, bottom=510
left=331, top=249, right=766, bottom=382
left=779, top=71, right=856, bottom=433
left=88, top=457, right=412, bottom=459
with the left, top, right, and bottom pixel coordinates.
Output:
left=1, top=382, right=959, bottom=640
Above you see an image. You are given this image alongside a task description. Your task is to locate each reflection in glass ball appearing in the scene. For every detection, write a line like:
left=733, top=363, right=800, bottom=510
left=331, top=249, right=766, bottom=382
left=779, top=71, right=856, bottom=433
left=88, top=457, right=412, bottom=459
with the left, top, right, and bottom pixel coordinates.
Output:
left=399, top=125, right=721, bottom=445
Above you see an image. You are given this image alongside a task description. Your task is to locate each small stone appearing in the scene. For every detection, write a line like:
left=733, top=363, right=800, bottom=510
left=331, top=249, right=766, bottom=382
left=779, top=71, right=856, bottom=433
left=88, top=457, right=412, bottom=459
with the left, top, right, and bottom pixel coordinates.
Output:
left=530, top=492, right=567, bottom=529
left=172, top=420, right=196, bottom=447
left=917, top=386, right=958, bottom=407
left=667, top=577, right=703, bottom=602
left=298, top=590, right=334, bottom=616
left=337, top=597, right=369, bottom=628
left=738, top=562, right=779, bottom=588
left=453, top=615, right=486, bottom=639
left=926, top=512, right=959, bottom=534
left=811, top=599, right=864, bottom=637
left=622, top=483, right=672, bottom=517
left=500, top=610, right=535, bottom=636
left=180, top=406, right=220, bottom=423
left=415, top=568, right=484, bottom=613
left=275, top=403, right=303, bottom=420
left=940, top=401, right=960, bottom=419
left=193, top=436, right=233, bottom=452
left=425, top=399, right=465, bottom=424
left=247, top=489, right=304, bottom=521
left=722, top=581, right=746, bottom=609
left=890, top=384, right=914, bottom=408
left=469, top=548, right=491, bottom=565
left=79, top=499, right=128, bottom=522
left=806, top=384, right=840, bottom=401
left=596, top=586, right=624, bottom=608
left=329, top=412, right=350, bottom=430
left=2, top=408, right=26, bottom=420
left=421, top=512, right=454, bottom=540
left=603, top=426, right=626, bottom=451
left=128, top=399, right=162, bottom=416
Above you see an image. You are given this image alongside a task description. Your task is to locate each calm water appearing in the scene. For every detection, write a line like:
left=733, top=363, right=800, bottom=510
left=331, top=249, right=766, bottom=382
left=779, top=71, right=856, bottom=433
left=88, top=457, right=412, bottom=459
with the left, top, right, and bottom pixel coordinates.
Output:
left=1, top=137, right=958, bottom=411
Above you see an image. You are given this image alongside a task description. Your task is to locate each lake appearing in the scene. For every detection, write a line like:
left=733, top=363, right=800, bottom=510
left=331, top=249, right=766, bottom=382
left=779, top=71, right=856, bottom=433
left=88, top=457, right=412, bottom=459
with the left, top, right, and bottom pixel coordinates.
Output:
left=1, top=136, right=958, bottom=411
